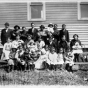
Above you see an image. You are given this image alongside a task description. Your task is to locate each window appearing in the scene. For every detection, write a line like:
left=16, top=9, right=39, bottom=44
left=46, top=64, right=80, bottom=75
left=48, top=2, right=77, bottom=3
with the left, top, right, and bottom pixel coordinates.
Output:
left=78, top=2, right=88, bottom=20
left=27, top=2, right=46, bottom=21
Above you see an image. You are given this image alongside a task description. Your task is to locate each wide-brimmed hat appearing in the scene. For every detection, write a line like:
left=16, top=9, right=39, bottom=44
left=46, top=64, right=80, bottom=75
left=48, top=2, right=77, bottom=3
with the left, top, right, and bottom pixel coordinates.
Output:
left=4, top=22, right=9, bottom=26
left=62, top=24, right=66, bottom=27
left=40, top=25, right=45, bottom=29
left=14, top=25, right=20, bottom=29
left=48, top=23, right=53, bottom=27
left=73, top=34, right=79, bottom=38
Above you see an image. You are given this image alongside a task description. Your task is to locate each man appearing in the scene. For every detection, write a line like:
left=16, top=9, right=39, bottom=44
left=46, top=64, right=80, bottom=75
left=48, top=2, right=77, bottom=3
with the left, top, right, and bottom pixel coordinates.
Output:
left=27, top=23, right=38, bottom=41
left=59, top=24, right=69, bottom=43
left=1, top=22, right=12, bottom=45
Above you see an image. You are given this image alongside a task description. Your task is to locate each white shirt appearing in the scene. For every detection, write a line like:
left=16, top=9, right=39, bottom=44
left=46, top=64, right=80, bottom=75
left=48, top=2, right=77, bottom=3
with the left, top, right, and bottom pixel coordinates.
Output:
left=3, top=42, right=12, bottom=52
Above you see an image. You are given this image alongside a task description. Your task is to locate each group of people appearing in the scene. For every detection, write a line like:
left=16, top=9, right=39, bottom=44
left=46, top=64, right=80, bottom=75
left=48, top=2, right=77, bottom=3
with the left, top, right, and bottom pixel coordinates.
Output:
left=0, top=22, right=83, bottom=72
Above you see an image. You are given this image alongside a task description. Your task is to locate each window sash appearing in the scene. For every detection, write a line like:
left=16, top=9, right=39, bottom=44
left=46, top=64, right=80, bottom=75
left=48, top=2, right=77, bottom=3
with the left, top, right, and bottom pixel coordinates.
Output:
left=78, top=2, right=88, bottom=20
left=27, top=2, right=46, bottom=21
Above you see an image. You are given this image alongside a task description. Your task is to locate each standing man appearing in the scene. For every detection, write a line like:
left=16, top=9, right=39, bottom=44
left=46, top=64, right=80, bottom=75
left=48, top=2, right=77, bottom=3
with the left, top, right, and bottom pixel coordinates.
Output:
left=27, top=23, right=38, bottom=41
left=59, top=24, right=69, bottom=43
left=1, top=22, right=12, bottom=45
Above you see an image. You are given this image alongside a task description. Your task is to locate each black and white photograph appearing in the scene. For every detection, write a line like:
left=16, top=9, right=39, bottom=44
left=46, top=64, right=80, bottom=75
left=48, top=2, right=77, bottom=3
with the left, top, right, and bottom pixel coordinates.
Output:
left=0, top=0, right=88, bottom=86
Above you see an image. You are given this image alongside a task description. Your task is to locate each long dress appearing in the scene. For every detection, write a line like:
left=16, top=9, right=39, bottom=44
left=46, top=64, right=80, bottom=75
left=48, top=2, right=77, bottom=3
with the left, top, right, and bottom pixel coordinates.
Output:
left=34, top=55, right=47, bottom=69
left=56, top=53, right=64, bottom=65
left=46, top=52, right=58, bottom=65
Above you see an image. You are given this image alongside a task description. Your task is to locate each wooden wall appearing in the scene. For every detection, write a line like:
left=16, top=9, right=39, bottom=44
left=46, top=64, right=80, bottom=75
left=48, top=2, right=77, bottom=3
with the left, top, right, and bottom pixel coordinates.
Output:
left=0, top=2, right=88, bottom=27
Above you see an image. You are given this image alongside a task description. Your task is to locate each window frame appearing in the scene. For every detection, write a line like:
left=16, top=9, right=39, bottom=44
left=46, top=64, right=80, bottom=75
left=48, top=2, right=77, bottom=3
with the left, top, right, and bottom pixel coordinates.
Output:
left=27, top=2, right=46, bottom=21
left=78, top=2, right=88, bottom=20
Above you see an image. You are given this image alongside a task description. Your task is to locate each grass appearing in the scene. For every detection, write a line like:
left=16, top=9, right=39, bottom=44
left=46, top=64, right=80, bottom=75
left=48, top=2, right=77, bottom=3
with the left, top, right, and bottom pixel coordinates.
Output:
left=0, top=65, right=88, bottom=85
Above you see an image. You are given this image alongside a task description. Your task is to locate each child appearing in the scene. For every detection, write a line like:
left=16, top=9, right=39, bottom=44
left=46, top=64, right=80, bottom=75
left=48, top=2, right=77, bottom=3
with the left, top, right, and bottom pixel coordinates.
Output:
left=28, top=40, right=37, bottom=53
left=25, top=35, right=34, bottom=48
left=1, top=37, right=12, bottom=61
left=22, top=48, right=30, bottom=70
left=36, top=36, right=45, bottom=50
left=44, top=45, right=50, bottom=56
left=56, top=48, right=64, bottom=70
left=41, top=45, right=50, bottom=70
left=47, top=36, right=57, bottom=52
left=8, top=46, right=17, bottom=72
left=64, top=49, right=74, bottom=72
left=28, top=49, right=38, bottom=70
left=58, top=35, right=69, bottom=53
left=12, top=34, right=24, bottom=49
left=46, top=47, right=58, bottom=70
left=15, top=45, right=26, bottom=70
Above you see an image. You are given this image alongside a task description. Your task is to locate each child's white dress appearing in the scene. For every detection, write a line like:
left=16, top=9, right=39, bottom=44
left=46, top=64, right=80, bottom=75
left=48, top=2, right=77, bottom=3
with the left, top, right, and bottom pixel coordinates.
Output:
left=47, top=52, right=58, bottom=65
left=2, top=42, right=12, bottom=60
left=56, top=53, right=64, bottom=65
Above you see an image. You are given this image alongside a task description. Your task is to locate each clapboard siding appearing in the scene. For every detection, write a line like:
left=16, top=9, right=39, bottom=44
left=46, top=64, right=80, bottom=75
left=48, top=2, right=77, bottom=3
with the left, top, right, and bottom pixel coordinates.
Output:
left=0, top=3, right=28, bottom=27
left=0, top=2, right=88, bottom=27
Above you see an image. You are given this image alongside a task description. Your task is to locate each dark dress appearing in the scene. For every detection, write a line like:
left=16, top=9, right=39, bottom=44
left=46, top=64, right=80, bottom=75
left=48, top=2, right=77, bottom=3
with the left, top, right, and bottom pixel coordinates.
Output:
left=11, top=30, right=18, bottom=41
left=53, top=28, right=60, bottom=41
left=70, top=39, right=82, bottom=50
left=20, top=30, right=27, bottom=42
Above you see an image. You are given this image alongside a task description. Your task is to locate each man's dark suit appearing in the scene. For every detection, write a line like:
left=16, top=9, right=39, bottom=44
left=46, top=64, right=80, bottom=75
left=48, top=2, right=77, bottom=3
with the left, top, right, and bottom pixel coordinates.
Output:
left=1, top=29, right=12, bottom=45
left=27, top=28, right=39, bottom=41
left=59, top=29, right=69, bottom=42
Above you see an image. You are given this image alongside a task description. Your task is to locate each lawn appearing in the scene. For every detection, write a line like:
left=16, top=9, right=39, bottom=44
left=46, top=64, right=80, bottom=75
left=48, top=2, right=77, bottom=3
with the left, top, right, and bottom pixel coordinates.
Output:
left=0, top=65, right=88, bottom=85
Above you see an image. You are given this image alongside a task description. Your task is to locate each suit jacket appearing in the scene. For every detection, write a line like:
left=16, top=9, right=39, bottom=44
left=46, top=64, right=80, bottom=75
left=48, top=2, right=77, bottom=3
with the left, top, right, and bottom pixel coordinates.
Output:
left=59, top=29, right=69, bottom=42
left=1, top=28, right=12, bottom=45
left=27, top=28, right=39, bottom=41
